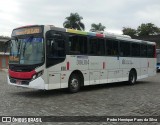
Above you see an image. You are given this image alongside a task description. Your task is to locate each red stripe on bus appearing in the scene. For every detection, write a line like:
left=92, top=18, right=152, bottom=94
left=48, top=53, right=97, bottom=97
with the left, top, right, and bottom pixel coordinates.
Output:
left=96, top=34, right=104, bottom=37
left=9, top=69, right=36, bottom=79
left=67, top=62, right=70, bottom=70
left=103, top=62, right=105, bottom=69
left=154, top=45, right=156, bottom=58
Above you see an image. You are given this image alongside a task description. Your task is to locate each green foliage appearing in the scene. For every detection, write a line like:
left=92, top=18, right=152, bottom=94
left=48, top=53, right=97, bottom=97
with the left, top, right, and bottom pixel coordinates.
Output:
left=123, top=23, right=160, bottom=37
left=0, top=35, right=10, bottom=39
left=63, top=13, right=85, bottom=31
left=122, top=27, right=137, bottom=37
left=137, top=23, right=160, bottom=36
left=90, top=23, right=106, bottom=32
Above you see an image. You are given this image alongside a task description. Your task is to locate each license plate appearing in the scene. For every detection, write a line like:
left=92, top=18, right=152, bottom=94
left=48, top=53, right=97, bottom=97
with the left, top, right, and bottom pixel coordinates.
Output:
left=16, top=80, right=22, bottom=85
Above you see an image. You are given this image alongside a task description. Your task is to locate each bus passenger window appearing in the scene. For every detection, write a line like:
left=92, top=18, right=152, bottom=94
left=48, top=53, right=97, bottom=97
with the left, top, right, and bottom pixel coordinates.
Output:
left=69, top=34, right=87, bottom=55
left=106, top=39, right=118, bottom=56
left=51, top=40, right=58, bottom=56
left=46, top=32, right=65, bottom=58
left=89, top=38, right=97, bottom=55
left=131, top=43, right=140, bottom=57
left=46, top=31, right=66, bottom=67
left=97, top=38, right=105, bottom=56
left=140, top=44, right=147, bottom=57
left=88, top=37, right=105, bottom=56
left=147, top=45, right=154, bottom=58
left=120, top=41, right=130, bottom=57
left=47, top=39, right=65, bottom=57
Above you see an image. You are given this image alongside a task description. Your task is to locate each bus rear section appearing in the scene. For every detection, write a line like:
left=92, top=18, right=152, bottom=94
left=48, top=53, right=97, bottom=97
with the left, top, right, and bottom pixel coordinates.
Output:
left=147, top=44, right=157, bottom=76
left=156, top=49, right=160, bottom=71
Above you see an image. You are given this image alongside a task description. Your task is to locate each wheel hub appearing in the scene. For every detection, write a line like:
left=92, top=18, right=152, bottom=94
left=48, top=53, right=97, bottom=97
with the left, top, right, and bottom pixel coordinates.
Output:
left=71, top=79, right=78, bottom=89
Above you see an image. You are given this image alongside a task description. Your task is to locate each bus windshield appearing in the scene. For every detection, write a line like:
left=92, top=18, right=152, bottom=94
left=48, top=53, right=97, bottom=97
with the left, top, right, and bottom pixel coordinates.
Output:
left=9, top=37, right=44, bottom=65
left=157, top=53, right=160, bottom=63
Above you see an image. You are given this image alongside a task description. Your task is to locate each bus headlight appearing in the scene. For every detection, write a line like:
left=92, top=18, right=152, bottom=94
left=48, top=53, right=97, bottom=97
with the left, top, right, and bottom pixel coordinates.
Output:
left=32, top=75, right=36, bottom=79
left=32, top=70, right=44, bottom=80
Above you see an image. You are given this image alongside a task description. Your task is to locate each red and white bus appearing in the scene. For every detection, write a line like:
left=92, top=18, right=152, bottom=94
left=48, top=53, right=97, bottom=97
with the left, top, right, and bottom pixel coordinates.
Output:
left=7, top=25, right=156, bottom=92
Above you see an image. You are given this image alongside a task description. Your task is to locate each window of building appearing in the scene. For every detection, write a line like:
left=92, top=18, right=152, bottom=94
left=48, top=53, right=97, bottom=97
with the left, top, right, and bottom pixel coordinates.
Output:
left=0, top=43, right=5, bottom=52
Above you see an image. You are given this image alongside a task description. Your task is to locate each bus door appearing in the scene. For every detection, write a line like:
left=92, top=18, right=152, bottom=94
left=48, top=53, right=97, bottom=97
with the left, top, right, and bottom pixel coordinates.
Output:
left=148, top=45, right=156, bottom=76
left=89, top=56, right=105, bottom=85
left=89, top=38, right=105, bottom=85
left=106, top=39, right=121, bottom=83
left=140, top=44, right=148, bottom=77
left=119, top=41, right=132, bottom=81
left=107, top=57, right=121, bottom=83
left=46, top=31, right=66, bottom=89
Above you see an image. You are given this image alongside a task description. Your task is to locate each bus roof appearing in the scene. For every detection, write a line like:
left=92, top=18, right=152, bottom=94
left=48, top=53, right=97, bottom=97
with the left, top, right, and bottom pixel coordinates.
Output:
left=49, top=25, right=156, bottom=45
left=13, top=25, right=156, bottom=45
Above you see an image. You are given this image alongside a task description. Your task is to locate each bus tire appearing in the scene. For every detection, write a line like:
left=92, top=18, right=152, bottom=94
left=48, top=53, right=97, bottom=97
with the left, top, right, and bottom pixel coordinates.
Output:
left=68, top=74, right=80, bottom=93
left=128, top=70, right=137, bottom=85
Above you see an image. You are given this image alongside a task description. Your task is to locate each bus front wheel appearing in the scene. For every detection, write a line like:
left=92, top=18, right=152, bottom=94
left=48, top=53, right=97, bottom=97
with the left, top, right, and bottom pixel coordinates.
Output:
left=68, top=74, right=80, bottom=93
left=128, top=70, right=137, bottom=85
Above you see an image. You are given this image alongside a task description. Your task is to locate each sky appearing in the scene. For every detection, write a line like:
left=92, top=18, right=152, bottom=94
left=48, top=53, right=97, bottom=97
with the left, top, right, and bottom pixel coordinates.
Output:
left=0, top=0, right=160, bottom=36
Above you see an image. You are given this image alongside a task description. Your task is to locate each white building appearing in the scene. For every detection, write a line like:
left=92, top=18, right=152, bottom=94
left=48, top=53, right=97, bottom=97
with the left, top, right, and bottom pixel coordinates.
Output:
left=0, top=38, right=10, bottom=69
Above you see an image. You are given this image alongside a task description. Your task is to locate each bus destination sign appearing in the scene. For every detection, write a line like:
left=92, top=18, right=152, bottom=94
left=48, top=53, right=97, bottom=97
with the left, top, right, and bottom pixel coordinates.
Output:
left=12, top=27, right=42, bottom=36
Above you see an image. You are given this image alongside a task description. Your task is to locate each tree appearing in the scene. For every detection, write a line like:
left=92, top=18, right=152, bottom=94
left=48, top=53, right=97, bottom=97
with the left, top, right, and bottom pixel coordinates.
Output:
left=63, top=13, right=85, bottom=31
left=122, top=27, right=137, bottom=37
left=90, top=23, right=106, bottom=32
left=0, top=35, right=10, bottom=39
left=137, top=23, right=160, bottom=36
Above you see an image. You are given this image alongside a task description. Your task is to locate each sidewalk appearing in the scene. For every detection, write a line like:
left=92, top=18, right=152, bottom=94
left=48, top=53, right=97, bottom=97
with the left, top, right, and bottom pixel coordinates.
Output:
left=1, top=68, right=8, bottom=73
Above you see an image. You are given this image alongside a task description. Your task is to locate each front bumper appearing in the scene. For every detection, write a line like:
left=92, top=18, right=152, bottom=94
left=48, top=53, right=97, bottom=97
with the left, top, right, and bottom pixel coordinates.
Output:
left=7, top=75, right=47, bottom=90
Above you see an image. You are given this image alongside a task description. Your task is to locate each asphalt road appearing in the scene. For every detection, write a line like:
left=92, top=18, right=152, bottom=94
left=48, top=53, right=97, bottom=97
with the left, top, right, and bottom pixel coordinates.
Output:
left=0, top=71, right=160, bottom=125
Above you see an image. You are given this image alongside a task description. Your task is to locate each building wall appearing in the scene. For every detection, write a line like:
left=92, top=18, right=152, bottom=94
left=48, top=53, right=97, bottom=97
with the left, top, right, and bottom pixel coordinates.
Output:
left=0, top=55, right=9, bottom=70
left=0, top=38, right=10, bottom=70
